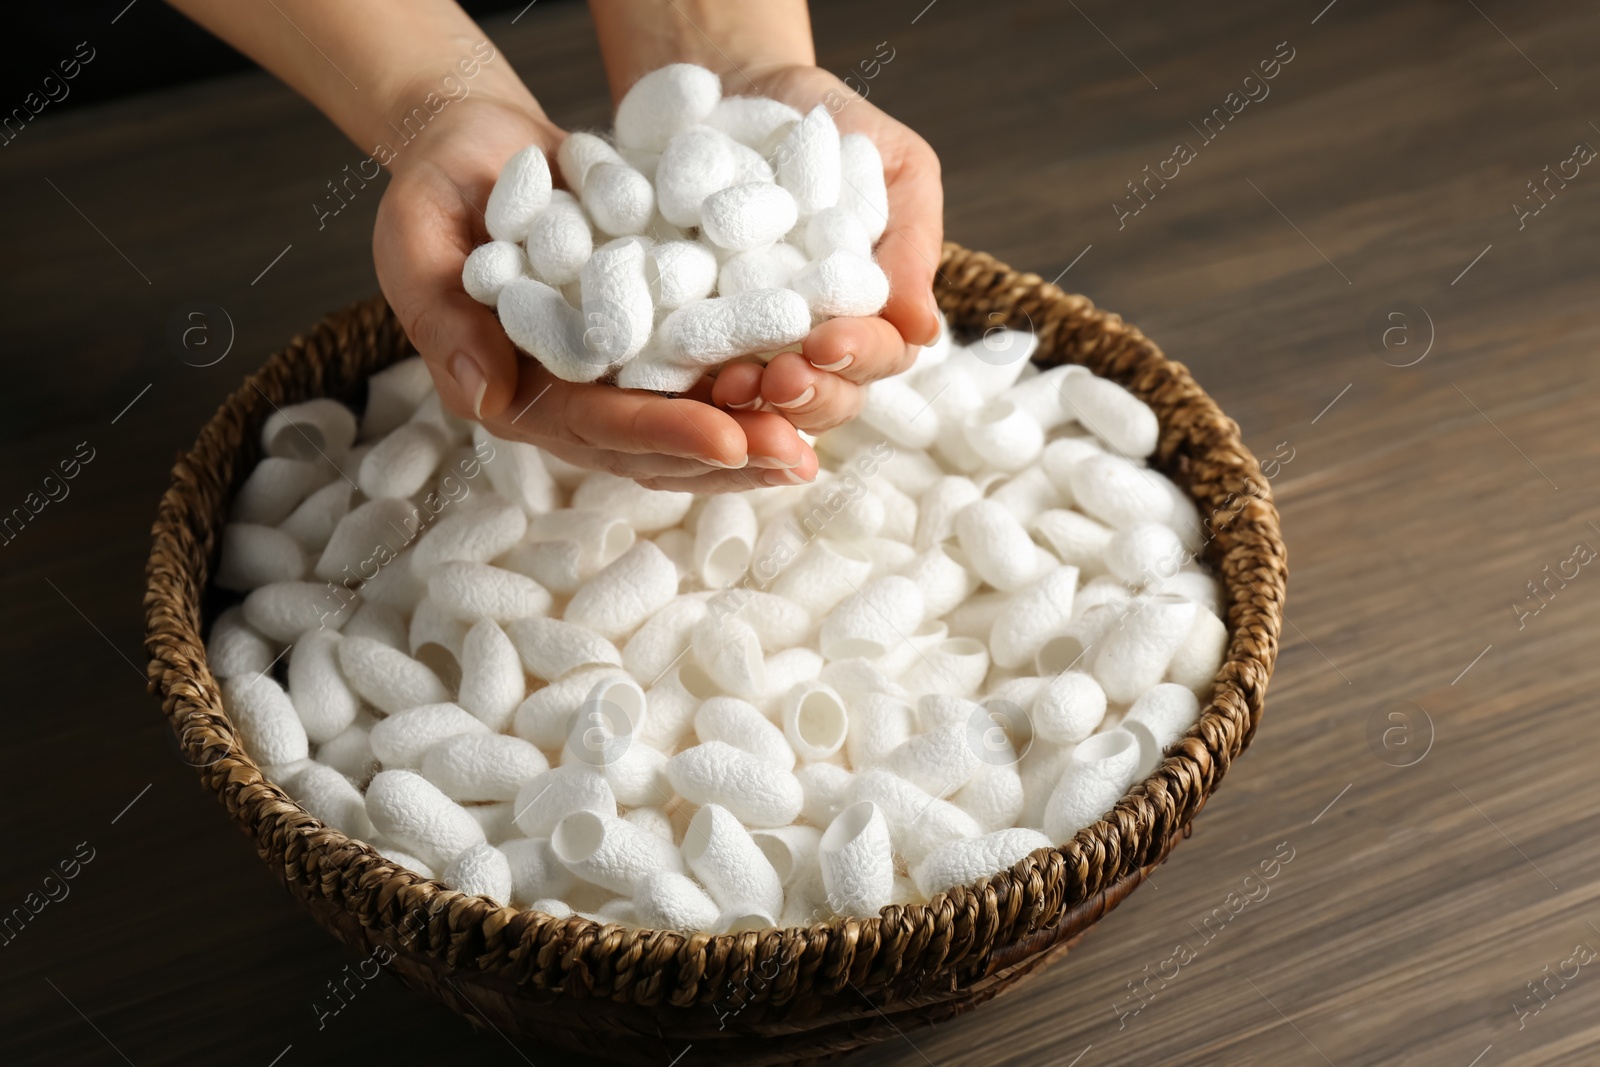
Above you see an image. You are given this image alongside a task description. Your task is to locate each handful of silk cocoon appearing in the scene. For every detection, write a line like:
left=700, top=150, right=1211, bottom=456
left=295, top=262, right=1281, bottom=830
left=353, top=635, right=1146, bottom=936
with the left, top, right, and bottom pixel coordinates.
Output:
left=208, top=308, right=1227, bottom=934
left=463, top=63, right=893, bottom=391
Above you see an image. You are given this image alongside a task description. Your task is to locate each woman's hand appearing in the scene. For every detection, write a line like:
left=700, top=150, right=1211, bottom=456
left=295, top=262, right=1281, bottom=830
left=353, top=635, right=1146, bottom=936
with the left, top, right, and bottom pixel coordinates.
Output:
left=166, top=1, right=885, bottom=492
left=709, top=65, right=945, bottom=435
left=374, top=92, right=818, bottom=492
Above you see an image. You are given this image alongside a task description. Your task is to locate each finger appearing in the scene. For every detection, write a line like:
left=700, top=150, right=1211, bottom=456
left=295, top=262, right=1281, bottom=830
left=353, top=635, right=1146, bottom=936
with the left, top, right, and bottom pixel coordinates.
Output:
left=534, top=440, right=727, bottom=480
left=800, top=316, right=919, bottom=386
left=637, top=442, right=820, bottom=493
left=758, top=351, right=865, bottom=433
left=876, top=138, right=945, bottom=347
left=638, top=469, right=801, bottom=493
left=487, top=365, right=751, bottom=468
left=678, top=373, right=719, bottom=405
left=710, top=361, right=766, bottom=410
left=586, top=388, right=750, bottom=467
left=726, top=408, right=817, bottom=472
left=373, top=165, right=520, bottom=421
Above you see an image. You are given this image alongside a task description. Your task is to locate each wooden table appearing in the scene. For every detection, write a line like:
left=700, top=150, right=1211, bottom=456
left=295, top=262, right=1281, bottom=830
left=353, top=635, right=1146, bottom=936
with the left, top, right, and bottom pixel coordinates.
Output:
left=4, top=1, right=1598, bottom=1063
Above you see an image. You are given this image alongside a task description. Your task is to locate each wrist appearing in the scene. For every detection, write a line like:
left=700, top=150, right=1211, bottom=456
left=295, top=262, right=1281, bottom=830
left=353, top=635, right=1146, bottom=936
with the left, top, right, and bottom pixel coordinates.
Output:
left=359, top=39, right=543, bottom=163
left=376, top=64, right=551, bottom=178
left=589, top=0, right=814, bottom=101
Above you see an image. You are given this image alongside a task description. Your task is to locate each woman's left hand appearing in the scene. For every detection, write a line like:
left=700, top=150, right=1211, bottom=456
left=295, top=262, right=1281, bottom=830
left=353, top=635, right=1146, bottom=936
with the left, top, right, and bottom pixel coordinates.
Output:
left=709, top=65, right=945, bottom=434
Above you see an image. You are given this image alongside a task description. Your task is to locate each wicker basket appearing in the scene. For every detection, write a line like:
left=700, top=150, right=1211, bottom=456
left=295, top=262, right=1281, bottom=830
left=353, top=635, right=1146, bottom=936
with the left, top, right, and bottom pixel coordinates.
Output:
left=143, top=242, right=1286, bottom=1065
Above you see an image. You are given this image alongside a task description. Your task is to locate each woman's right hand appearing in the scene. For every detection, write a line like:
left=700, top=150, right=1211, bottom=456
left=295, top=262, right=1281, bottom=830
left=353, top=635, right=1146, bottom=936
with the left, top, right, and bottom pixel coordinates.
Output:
left=373, top=92, right=818, bottom=493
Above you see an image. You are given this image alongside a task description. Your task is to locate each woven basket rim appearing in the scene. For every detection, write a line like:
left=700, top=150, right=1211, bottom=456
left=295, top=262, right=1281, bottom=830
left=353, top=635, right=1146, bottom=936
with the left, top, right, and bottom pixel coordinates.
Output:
left=143, top=241, right=1286, bottom=1011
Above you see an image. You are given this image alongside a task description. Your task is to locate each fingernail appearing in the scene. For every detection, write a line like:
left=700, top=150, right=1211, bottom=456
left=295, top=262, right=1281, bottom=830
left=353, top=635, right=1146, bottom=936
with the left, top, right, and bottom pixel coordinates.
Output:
left=749, top=454, right=801, bottom=470
left=763, top=468, right=811, bottom=486
left=809, top=353, right=854, bottom=372
left=772, top=385, right=816, bottom=410
left=703, top=454, right=749, bottom=470
left=727, top=399, right=761, bottom=411
left=450, top=354, right=487, bottom=419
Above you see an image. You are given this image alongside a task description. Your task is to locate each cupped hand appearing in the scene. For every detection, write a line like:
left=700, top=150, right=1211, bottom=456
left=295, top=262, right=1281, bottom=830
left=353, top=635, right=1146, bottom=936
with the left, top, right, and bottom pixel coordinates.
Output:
left=373, top=93, right=817, bottom=492
left=710, top=65, right=945, bottom=434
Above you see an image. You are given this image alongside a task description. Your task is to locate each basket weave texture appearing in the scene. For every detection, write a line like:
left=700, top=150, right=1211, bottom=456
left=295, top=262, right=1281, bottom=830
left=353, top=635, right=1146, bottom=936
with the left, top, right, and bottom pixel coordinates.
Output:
left=143, top=242, right=1286, bottom=1065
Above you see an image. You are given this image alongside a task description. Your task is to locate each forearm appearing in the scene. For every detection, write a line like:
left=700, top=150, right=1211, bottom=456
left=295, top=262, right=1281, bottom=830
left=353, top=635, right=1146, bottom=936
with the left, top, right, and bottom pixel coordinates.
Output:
left=587, top=0, right=814, bottom=99
left=166, top=0, right=539, bottom=154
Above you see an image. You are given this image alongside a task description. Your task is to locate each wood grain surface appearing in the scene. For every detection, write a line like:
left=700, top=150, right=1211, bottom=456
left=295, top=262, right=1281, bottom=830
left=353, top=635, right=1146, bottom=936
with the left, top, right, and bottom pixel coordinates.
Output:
left=4, top=1, right=1599, bottom=1064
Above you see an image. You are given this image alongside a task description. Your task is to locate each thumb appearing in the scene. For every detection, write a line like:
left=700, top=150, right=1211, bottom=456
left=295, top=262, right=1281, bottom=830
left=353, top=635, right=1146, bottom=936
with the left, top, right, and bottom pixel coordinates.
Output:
left=876, top=136, right=944, bottom=348
left=402, top=289, right=521, bottom=422
left=373, top=168, right=520, bottom=421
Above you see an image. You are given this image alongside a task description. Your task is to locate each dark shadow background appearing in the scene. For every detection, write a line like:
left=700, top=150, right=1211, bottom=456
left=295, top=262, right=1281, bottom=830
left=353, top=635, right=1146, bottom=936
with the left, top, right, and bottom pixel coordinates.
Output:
left=3, top=2, right=1600, bottom=1065
left=1, top=1, right=535, bottom=111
